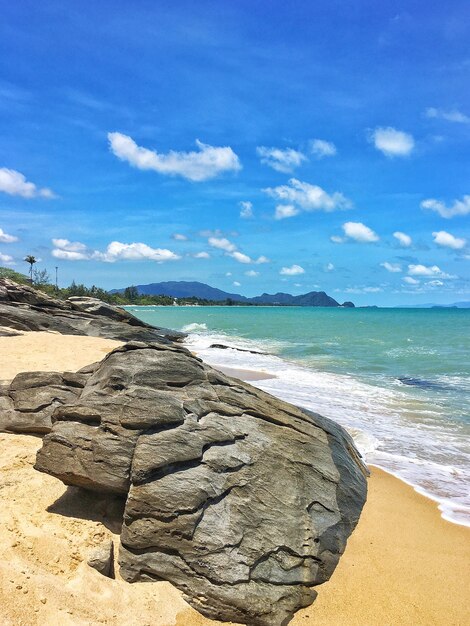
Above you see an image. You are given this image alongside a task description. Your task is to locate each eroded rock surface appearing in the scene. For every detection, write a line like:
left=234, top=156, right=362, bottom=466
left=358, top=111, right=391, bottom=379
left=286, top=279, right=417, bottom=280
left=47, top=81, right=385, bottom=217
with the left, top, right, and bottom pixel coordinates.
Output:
left=0, top=371, right=88, bottom=434
left=24, top=341, right=368, bottom=625
left=0, top=279, right=185, bottom=342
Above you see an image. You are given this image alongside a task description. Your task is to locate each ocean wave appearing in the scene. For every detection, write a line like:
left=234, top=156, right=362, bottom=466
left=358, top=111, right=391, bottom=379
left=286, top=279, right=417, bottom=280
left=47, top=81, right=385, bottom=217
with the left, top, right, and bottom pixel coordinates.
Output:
left=181, top=322, right=208, bottom=332
left=184, top=329, right=470, bottom=527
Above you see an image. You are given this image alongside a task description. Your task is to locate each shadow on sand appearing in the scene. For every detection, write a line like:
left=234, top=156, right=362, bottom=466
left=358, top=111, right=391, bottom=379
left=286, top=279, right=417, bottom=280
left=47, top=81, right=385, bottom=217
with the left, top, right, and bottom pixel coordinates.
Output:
left=47, top=486, right=126, bottom=534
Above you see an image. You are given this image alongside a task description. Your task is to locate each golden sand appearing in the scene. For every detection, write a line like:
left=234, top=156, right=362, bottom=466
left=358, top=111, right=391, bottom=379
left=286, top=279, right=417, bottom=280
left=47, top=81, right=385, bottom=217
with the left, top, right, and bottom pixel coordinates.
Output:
left=0, top=332, right=468, bottom=626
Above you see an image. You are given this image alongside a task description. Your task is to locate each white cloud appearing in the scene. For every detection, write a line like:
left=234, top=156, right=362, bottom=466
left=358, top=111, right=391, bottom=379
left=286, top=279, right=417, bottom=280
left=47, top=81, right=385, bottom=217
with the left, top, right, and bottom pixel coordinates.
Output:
left=233, top=281, right=241, bottom=287
left=52, top=238, right=87, bottom=252
left=108, top=132, right=241, bottom=182
left=245, top=270, right=259, bottom=276
left=393, top=231, right=412, bottom=247
left=408, top=264, right=454, bottom=278
left=264, top=178, right=351, bottom=218
left=51, top=238, right=89, bottom=260
left=0, top=252, right=14, bottom=264
left=280, top=264, right=305, bottom=276
left=310, top=139, right=337, bottom=158
left=0, top=168, right=55, bottom=199
left=325, top=262, right=335, bottom=271
left=172, top=233, right=188, bottom=241
left=381, top=261, right=402, bottom=272
left=0, top=227, right=18, bottom=243
left=274, top=204, right=299, bottom=220
left=330, top=235, right=344, bottom=244
left=403, top=276, right=419, bottom=285
left=225, top=272, right=232, bottom=277
left=230, top=251, right=252, bottom=264
left=208, top=236, right=268, bottom=264
left=229, top=251, right=268, bottom=265
left=239, top=201, right=253, bottom=219
left=52, top=249, right=90, bottom=261
left=427, top=279, right=444, bottom=287
left=208, top=237, right=237, bottom=252
left=421, top=195, right=470, bottom=218
left=103, top=241, right=180, bottom=262
left=425, top=107, right=470, bottom=124
left=369, top=127, right=415, bottom=157
left=344, top=286, right=383, bottom=294
left=52, top=238, right=180, bottom=262
left=342, top=221, right=379, bottom=243
left=193, top=251, right=210, bottom=259
left=432, top=230, right=466, bottom=250
left=256, top=147, right=306, bottom=173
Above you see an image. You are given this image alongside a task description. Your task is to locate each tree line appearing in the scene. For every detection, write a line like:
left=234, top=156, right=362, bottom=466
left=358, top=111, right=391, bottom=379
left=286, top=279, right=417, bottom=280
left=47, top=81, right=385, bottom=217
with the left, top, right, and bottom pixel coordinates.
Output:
left=0, top=263, right=245, bottom=307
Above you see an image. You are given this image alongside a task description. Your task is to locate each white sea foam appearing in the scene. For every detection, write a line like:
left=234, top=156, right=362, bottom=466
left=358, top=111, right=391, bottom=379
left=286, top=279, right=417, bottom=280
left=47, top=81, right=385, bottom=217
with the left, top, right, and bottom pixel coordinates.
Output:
left=181, top=322, right=208, bottom=332
left=185, top=329, right=470, bottom=527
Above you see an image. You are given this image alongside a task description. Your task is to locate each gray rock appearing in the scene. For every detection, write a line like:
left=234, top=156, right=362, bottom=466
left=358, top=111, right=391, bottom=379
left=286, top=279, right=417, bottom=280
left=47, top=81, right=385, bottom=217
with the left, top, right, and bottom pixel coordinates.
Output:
left=0, top=371, right=87, bottom=434
left=27, top=341, right=368, bottom=625
left=0, top=279, right=186, bottom=343
left=87, top=539, right=115, bottom=578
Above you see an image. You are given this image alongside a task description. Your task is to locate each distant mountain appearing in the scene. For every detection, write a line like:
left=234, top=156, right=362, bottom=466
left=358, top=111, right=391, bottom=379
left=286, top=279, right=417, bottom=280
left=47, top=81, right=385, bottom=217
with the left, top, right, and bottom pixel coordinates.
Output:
left=111, top=280, right=352, bottom=307
left=398, top=301, right=470, bottom=309
left=114, top=281, right=249, bottom=302
left=249, top=291, right=342, bottom=307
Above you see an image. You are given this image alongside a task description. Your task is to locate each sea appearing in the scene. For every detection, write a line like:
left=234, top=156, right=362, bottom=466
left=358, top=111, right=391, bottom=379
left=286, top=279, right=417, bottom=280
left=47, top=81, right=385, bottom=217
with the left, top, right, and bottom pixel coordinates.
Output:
left=126, top=305, right=470, bottom=527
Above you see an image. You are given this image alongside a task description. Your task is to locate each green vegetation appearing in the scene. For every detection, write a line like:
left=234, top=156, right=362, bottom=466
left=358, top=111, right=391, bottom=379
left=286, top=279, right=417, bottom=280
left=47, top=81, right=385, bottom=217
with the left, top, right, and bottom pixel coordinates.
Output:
left=24, top=255, right=37, bottom=285
left=0, top=266, right=31, bottom=285
left=0, top=267, right=242, bottom=306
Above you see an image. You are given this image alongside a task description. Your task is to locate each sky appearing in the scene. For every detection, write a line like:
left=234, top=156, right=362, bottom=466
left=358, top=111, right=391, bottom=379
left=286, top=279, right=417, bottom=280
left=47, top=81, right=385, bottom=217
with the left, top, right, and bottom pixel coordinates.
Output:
left=0, top=0, right=469, bottom=306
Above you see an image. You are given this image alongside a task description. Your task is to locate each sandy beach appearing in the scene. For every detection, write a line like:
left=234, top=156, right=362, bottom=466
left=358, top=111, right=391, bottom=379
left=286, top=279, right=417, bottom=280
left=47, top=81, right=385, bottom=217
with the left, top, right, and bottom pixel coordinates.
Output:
left=0, top=332, right=469, bottom=626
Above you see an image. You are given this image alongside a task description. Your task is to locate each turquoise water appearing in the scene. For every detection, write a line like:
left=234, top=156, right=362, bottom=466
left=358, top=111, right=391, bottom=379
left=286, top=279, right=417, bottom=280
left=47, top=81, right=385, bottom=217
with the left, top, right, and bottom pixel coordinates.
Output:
left=127, top=306, right=470, bottom=525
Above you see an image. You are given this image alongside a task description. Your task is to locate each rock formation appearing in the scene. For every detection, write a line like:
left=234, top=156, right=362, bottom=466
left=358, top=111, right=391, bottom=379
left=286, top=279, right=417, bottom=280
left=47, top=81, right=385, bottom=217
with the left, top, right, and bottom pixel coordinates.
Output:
left=87, top=540, right=115, bottom=578
left=0, top=278, right=185, bottom=342
left=0, top=281, right=368, bottom=625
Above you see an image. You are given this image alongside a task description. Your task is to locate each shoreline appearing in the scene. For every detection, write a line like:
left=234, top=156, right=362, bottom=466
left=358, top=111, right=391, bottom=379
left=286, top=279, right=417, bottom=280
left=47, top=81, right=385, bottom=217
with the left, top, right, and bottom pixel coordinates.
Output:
left=0, top=331, right=469, bottom=625
left=181, top=336, right=469, bottom=529
left=369, top=462, right=470, bottom=529
left=1, top=330, right=467, bottom=528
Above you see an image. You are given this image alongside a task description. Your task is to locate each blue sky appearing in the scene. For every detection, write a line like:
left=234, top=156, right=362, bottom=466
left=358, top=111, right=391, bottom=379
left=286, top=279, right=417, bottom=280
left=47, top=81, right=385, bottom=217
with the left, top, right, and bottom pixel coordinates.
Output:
left=0, top=0, right=469, bottom=305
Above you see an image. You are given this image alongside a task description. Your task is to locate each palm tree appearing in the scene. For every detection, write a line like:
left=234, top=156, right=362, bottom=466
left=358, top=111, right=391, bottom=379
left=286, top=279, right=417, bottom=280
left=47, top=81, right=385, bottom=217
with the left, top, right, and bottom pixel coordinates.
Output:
left=24, top=255, right=37, bottom=285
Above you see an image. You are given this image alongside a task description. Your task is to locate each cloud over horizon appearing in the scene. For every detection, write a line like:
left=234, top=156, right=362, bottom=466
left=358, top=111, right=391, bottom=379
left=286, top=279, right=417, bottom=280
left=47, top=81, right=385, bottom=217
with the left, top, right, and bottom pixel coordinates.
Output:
left=256, top=147, right=306, bottom=173
left=0, top=227, right=18, bottom=243
left=393, top=231, right=412, bottom=247
left=332, top=222, right=380, bottom=243
left=310, top=139, right=337, bottom=158
left=208, top=236, right=268, bottom=264
left=0, top=252, right=14, bottom=264
left=239, top=201, right=253, bottom=219
left=0, top=168, right=56, bottom=199
left=265, top=178, right=351, bottom=219
left=425, top=107, right=470, bottom=124
left=381, top=261, right=402, bottom=272
left=408, top=263, right=454, bottom=279
left=432, top=230, right=466, bottom=250
left=421, top=195, right=470, bottom=219
left=369, top=127, right=415, bottom=157
left=108, top=133, right=241, bottom=181
left=280, top=264, right=305, bottom=275
left=51, top=238, right=181, bottom=263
